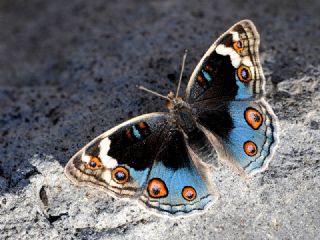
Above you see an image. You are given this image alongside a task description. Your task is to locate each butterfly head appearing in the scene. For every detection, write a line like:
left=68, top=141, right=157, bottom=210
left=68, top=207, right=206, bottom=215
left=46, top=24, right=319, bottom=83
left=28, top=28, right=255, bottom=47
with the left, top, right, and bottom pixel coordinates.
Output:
left=166, top=91, right=188, bottom=112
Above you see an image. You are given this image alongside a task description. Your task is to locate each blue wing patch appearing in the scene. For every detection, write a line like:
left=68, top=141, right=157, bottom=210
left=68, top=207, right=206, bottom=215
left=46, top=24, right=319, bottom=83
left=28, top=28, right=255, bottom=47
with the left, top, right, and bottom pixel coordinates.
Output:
left=216, top=100, right=278, bottom=176
left=139, top=130, right=217, bottom=216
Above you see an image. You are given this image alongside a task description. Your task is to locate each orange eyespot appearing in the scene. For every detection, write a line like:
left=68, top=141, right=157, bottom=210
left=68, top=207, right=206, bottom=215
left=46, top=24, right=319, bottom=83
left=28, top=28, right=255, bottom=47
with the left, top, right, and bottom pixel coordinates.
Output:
left=244, top=107, right=263, bottom=130
left=126, top=128, right=132, bottom=137
left=197, top=74, right=205, bottom=83
left=237, top=65, right=252, bottom=83
left=182, top=186, right=197, bottom=201
left=85, top=156, right=103, bottom=170
left=112, top=167, right=129, bottom=184
left=147, top=178, right=168, bottom=198
left=244, top=141, right=258, bottom=156
left=197, top=74, right=208, bottom=88
left=138, top=121, right=147, bottom=129
left=204, top=64, right=213, bottom=72
left=233, top=40, right=243, bottom=53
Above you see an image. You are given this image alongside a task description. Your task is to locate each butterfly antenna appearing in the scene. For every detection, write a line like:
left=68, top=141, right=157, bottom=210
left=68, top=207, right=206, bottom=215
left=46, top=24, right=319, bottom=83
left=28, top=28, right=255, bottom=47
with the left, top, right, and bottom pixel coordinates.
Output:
left=175, top=49, right=188, bottom=98
left=137, top=85, right=170, bottom=100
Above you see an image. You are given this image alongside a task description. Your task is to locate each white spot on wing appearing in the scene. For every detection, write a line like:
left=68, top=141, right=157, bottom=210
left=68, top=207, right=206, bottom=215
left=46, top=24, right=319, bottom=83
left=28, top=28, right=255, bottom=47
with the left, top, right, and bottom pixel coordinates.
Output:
left=99, top=137, right=118, bottom=169
left=216, top=44, right=229, bottom=55
left=101, top=170, right=112, bottom=183
left=216, top=44, right=241, bottom=68
left=242, top=56, right=253, bottom=67
left=230, top=31, right=240, bottom=41
left=82, top=154, right=91, bottom=163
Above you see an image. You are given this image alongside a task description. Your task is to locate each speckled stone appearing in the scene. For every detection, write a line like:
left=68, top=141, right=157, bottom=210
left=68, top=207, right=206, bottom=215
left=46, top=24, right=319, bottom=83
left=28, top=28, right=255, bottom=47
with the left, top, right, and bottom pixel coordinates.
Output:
left=0, top=0, right=319, bottom=239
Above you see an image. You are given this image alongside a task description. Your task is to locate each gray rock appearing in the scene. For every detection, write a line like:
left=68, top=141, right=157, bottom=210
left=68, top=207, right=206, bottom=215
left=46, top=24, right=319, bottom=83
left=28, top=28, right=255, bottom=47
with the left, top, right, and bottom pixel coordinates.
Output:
left=0, top=0, right=319, bottom=239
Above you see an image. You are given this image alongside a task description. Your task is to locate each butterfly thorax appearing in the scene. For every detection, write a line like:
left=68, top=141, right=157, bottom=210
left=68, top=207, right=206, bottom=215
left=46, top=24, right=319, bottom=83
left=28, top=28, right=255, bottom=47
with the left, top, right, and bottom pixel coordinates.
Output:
left=166, top=91, right=188, bottom=111
left=166, top=91, right=197, bottom=135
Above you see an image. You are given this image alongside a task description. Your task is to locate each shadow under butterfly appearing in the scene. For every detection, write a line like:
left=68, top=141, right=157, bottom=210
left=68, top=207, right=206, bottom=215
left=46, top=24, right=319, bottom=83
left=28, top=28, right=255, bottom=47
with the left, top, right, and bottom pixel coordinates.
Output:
left=65, top=20, right=279, bottom=218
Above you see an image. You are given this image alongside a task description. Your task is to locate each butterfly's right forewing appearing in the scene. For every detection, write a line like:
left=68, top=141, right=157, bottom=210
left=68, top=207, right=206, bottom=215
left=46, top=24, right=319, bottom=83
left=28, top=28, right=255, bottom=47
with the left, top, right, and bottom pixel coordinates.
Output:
left=185, top=20, right=278, bottom=177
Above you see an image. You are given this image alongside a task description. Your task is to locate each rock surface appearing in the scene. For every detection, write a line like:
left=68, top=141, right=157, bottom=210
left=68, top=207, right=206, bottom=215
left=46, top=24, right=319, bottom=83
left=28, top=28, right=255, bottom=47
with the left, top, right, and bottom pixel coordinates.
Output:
left=0, top=0, right=319, bottom=239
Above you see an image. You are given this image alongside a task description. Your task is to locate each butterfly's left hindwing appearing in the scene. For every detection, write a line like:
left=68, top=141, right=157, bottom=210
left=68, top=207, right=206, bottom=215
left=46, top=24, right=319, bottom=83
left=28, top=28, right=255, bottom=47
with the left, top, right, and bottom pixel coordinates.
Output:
left=65, top=113, right=168, bottom=198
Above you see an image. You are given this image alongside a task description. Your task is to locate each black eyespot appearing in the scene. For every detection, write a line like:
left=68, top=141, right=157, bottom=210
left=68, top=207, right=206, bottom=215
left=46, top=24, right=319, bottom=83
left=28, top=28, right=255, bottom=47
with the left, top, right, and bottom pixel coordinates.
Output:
left=237, top=65, right=252, bottom=82
left=115, top=171, right=126, bottom=181
left=84, top=156, right=103, bottom=170
left=244, top=141, right=258, bottom=156
left=248, top=145, right=255, bottom=154
left=241, top=69, right=248, bottom=79
left=89, top=161, right=97, bottom=167
left=112, top=167, right=129, bottom=184
left=186, top=191, right=194, bottom=198
left=233, top=40, right=243, bottom=53
left=147, top=178, right=168, bottom=198
left=253, top=114, right=261, bottom=122
left=237, top=41, right=242, bottom=48
left=244, top=107, right=263, bottom=129
left=182, top=186, right=197, bottom=201
left=152, top=186, right=160, bottom=195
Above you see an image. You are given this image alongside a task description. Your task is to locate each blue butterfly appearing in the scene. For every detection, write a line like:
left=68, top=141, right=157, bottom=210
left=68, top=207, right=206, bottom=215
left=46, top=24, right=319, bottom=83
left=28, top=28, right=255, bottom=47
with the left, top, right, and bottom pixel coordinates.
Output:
left=65, top=20, right=279, bottom=217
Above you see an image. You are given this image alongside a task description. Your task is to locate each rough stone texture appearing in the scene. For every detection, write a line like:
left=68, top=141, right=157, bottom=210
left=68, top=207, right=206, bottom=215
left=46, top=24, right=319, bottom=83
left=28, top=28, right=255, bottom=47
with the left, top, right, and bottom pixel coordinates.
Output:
left=0, top=0, right=319, bottom=239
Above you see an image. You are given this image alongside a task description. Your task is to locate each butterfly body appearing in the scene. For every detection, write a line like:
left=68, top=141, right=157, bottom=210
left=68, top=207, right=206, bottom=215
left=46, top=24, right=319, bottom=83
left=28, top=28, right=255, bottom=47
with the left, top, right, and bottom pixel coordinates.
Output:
left=65, top=20, right=279, bottom=217
left=165, top=93, right=197, bottom=135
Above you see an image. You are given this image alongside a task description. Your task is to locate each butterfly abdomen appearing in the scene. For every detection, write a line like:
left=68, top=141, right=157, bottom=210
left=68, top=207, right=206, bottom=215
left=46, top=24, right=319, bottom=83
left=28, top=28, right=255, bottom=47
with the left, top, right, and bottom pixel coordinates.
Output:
left=170, top=105, right=217, bottom=163
left=187, top=127, right=216, bottom=163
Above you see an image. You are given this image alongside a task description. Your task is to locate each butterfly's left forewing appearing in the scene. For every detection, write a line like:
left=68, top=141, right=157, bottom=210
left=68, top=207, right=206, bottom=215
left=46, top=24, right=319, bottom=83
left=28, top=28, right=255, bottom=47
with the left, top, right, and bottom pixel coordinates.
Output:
left=65, top=113, right=168, bottom=198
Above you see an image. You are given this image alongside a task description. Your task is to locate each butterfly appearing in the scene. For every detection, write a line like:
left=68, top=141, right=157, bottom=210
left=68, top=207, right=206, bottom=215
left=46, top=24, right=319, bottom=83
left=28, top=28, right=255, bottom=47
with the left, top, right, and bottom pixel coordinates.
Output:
left=64, top=20, right=279, bottom=217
